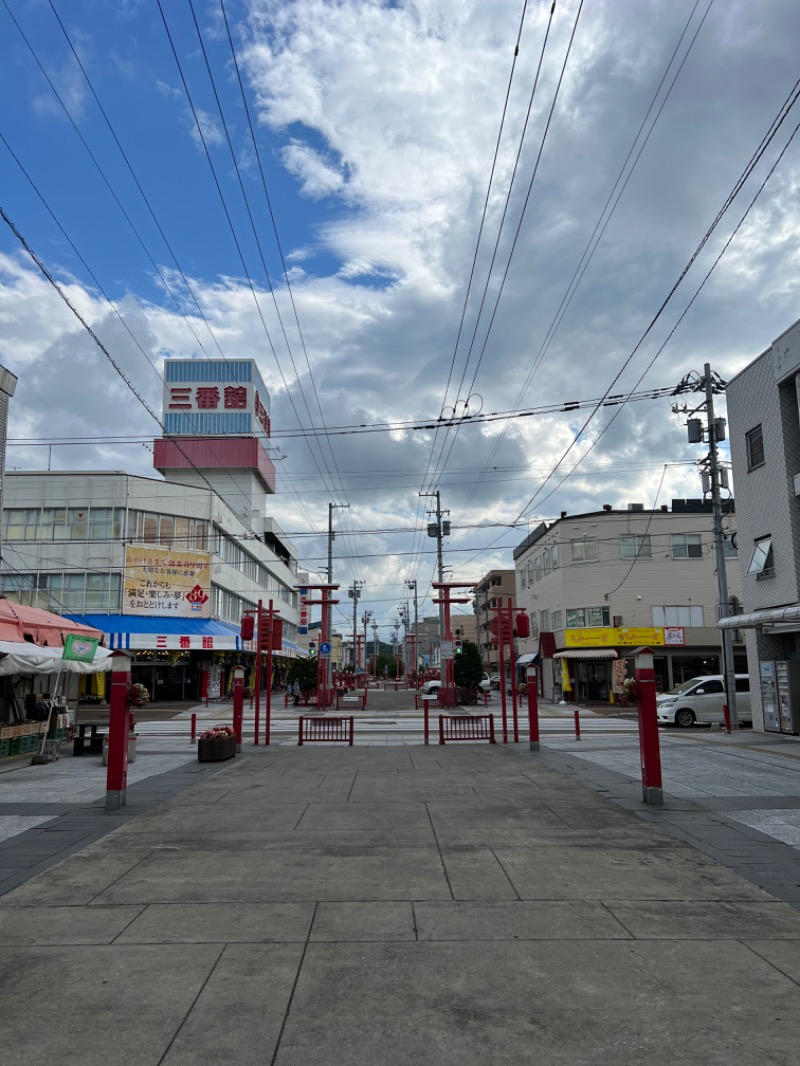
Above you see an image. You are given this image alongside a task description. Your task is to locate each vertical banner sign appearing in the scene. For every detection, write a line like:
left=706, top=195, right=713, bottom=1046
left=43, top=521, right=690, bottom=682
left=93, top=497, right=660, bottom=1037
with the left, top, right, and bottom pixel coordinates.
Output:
left=124, top=545, right=212, bottom=618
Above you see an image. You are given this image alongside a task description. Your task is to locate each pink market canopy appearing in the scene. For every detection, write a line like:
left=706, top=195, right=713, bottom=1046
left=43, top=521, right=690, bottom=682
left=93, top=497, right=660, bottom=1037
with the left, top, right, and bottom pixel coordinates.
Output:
left=0, top=600, right=103, bottom=647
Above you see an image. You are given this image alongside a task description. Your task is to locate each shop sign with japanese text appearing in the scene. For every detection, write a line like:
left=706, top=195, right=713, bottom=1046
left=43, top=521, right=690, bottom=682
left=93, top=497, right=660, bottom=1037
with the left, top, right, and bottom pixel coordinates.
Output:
left=564, top=626, right=683, bottom=648
left=123, top=544, right=212, bottom=618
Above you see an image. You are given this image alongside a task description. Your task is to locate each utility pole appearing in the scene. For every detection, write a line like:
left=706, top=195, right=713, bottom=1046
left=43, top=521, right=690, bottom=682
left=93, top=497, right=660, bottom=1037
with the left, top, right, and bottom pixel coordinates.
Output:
left=674, top=365, right=738, bottom=727
left=327, top=503, right=349, bottom=691
left=362, top=610, right=372, bottom=677
left=406, top=579, right=419, bottom=676
left=420, top=491, right=450, bottom=639
left=372, top=620, right=379, bottom=676
left=348, top=580, right=363, bottom=671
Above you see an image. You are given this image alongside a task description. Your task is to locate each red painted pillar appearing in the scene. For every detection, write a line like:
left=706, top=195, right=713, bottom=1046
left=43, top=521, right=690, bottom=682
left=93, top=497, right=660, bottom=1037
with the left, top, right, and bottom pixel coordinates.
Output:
left=443, top=592, right=453, bottom=709
left=526, top=665, right=540, bottom=751
left=253, top=598, right=263, bottom=745
left=635, top=647, right=663, bottom=806
left=498, top=639, right=508, bottom=745
left=106, top=651, right=132, bottom=811
left=232, top=665, right=245, bottom=752
left=265, top=599, right=274, bottom=746
left=507, top=601, right=519, bottom=743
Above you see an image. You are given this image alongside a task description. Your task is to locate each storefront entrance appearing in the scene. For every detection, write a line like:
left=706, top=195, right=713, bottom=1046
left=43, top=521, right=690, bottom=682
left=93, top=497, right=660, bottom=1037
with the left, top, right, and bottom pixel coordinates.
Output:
left=576, top=660, right=610, bottom=702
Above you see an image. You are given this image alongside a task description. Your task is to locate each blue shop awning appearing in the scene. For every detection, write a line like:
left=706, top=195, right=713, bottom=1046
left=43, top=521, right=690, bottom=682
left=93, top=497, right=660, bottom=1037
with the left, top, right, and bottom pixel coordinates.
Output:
left=66, top=614, right=242, bottom=652
left=67, top=614, right=308, bottom=657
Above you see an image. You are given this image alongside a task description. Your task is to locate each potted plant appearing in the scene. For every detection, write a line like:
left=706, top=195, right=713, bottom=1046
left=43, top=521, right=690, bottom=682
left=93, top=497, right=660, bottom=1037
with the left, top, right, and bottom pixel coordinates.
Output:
left=198, top=725, right=236, bottom=762
left=621, top=677, right=642, bottom=706
left=128, top=683, right=150, bottom=708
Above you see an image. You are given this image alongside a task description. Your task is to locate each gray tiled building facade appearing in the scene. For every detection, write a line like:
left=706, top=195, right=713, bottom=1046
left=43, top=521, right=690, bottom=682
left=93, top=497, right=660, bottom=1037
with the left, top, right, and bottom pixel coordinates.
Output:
left=725, top=317, right=800, bottom=733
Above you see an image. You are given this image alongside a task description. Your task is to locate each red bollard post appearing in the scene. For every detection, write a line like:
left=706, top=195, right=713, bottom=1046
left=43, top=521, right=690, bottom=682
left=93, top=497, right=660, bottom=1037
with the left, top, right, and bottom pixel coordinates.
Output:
left=106, top=651, right=133, bottom=810
left=722, top=703, right=732, bottom=735
left=190, top=713, right=197, bottom=743
left=232, top=666, right=245, bottom=751
left=635, top=647, right=663, bottom=806
left=526, top=666, right=540, bottom=751
left=574, top=709, right=581, bottom=741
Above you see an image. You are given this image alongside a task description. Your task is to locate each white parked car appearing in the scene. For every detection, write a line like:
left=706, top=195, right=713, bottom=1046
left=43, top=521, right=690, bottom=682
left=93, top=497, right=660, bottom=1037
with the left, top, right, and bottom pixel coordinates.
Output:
left=656, top=675, right=752, bottom=727
left=421, top=674, right=491, bottom=696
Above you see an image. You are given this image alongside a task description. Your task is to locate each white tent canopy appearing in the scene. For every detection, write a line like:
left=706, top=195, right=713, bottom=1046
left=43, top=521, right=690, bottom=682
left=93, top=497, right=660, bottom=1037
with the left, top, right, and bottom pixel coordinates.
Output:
left=0, top=641, right=114, bottom=676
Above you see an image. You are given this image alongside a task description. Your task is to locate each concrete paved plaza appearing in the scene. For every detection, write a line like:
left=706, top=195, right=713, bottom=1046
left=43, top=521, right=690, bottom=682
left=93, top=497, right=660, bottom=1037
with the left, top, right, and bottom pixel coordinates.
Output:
left=1, top=739, right=800, bottom=1064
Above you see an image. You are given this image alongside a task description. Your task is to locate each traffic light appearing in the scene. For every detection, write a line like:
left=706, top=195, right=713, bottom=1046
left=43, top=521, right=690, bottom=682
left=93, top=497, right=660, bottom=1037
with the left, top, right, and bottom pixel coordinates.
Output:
left=240, top=615, right=255, bottom=641
left=454, top=639, right=463, bottom=655
left=308, top=641, right=316, bottom=656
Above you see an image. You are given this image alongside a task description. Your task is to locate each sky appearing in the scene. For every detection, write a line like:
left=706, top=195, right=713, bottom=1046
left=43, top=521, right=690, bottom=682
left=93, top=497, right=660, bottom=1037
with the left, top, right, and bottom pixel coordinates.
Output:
left=1, top=0, right=800, bottom=637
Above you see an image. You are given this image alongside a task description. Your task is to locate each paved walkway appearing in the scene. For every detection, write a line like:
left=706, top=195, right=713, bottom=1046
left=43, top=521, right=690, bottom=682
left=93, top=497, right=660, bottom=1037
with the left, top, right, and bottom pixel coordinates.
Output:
left=2, top=735, right=800, bottom=1064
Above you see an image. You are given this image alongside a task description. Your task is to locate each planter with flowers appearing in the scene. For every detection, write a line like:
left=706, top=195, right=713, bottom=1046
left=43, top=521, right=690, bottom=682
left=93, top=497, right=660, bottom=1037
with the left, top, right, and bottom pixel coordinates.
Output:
left=198, top=725, right=236, bottom=762
left=128, top=683, right=150, bottom=708
left=620, top=677, right=642, bottom=706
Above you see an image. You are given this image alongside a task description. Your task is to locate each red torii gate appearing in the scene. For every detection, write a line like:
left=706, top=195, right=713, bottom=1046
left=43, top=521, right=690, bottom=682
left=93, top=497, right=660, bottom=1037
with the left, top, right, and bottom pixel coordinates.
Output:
left=432, top=581, right=477, bottom=709
left=488, top=596, right=530, bottom=744
left=295, top=584, right=340, bottom=709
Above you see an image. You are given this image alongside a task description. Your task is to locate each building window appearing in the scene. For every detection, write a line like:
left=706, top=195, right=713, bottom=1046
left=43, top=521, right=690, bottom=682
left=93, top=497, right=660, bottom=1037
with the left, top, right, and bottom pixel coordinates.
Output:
left=540, top=609, right=550, bottom=632
left=3, top=509, right=38, bottom=540
left=747, top=536, right=774, bottom=579
left=551, top=543, right=559, bottom=568
left=534, top=556, right=543, bottom=581
left=671, top=533, right=703, bottom=559
left=652, top=605, right=704, bottom=627
left=0, top=571, right=121, bottom=613
left=3, top=507, right=124, bottom=542
left=551, top=609, right=563, bottom=630
left=745, top=424, right=765, bottom=470
left=566, top=606, right=610, bottom=628
left=571, top=538, right=599, bottom=563
left=620, top=534, right=652, bottom=560
left=543, top=548, right=551, bottom=575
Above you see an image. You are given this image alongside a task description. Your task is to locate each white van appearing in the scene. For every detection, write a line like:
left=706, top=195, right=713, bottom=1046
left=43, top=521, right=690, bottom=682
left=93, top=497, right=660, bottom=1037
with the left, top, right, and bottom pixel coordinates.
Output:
left=656, top=675, right=752, bottom=727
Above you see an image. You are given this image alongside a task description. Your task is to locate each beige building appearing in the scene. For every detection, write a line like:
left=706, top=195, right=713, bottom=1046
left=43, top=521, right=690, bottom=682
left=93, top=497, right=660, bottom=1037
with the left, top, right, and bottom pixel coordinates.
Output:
left=473, top=569, right=516, bottom=673
left=513, top=500, right=743, bottom=701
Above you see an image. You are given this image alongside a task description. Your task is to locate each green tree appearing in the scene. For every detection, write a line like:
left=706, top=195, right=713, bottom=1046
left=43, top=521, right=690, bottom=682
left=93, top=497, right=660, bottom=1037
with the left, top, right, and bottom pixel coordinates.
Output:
left=375, top=653, right=400, bottom=678
left=288, top=657, right=318, bottom=695
left=453, top=639, right=482, bottom=688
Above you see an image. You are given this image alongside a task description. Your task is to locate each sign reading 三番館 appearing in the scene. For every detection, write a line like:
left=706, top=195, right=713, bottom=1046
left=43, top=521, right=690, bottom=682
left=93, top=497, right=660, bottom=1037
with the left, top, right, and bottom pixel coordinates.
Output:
left=162, top=358, right=271, bottom=438
left=123, top=545, right=212, bottom=618
left=564, top=627, right=685, bottom=648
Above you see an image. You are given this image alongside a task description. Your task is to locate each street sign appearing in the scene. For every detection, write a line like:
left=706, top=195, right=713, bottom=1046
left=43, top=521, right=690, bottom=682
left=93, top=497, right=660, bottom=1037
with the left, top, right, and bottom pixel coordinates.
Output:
left=319, top=641, right=331, bottom=656
left=440, top=641, right=453, bottom=660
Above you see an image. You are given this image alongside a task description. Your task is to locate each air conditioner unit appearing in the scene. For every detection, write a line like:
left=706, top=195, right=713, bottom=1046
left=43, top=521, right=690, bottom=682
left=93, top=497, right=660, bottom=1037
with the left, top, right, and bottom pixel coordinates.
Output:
left=627, top=503, right=644, bottom=512
left=613, top=615, right=623, bottom=626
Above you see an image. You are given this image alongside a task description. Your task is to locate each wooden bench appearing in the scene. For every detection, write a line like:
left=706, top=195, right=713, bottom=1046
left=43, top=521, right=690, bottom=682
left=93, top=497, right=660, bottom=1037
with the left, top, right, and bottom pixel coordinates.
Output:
left=73, top=707, right=110, bottom=756
left=72, top=707, right=138, bottom=756
left=415, top=693, right=439, bottom=710
left=336, top=691, right=366, bottom=711
left=438, top=714, right=495, bottom=745
left=298, top=716, right=354, bottom=745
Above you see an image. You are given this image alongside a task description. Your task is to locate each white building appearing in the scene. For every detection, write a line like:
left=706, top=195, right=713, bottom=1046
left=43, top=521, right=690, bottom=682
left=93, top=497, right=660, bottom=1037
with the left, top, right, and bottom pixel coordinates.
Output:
left=723, top=317, right=800, bottom=733
left=513, top=500, right=743, bottom=702
left=0, top=470, right=302, bottom=700
left=0, top=357, right=305, bottom=701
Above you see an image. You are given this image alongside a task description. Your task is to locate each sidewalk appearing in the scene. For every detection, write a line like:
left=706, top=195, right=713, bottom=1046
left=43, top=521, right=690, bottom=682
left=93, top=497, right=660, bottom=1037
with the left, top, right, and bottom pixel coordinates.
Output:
left=2, top=736, right=800, bottom=1064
